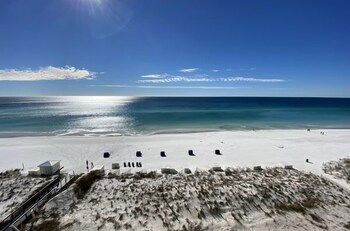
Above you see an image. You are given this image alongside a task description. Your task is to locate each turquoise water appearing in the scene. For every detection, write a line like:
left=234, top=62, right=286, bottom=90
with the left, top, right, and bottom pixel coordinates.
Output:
left=0, top=96, right=350, bottom=137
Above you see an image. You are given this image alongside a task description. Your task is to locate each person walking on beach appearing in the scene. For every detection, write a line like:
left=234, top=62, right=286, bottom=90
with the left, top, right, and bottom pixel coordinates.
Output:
left=91, top=162, right=94, bottom=169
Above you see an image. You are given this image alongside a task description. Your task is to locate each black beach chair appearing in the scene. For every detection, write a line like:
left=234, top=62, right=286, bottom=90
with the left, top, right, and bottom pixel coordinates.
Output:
left=215, top=149, right=222, bottom=155
left=123, top=162, right=127, bottom=167
left=188, top=150, right=195, bottom=156
left=132, top=162, right=135, bottom=167
left=136, top=151, right=142, bottom=157
left=128, top=162, right=131, bottom=167
left=160, top=151, right=166, bottom=157
left=137, top=162, right=142, bottom=168
left=139, top=162, right=142, bottom=167
left=103, top=152, right=110, bottom=158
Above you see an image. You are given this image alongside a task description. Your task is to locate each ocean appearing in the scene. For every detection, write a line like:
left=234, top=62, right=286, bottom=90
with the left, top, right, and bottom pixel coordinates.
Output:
left=0, top=96, right=350, bottom=137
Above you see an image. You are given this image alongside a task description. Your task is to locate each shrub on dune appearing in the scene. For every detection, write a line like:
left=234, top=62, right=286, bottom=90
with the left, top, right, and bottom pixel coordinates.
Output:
left=74, top=171, right=102, bottom=199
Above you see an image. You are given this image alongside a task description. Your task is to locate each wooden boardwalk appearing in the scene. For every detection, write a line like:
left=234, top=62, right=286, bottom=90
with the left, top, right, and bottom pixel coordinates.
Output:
left=0, top=176, right=61, bottom=231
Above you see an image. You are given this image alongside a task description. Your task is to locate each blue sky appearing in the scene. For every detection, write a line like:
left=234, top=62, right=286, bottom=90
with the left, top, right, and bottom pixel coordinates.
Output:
left=0, top=0, right=349, bottom=97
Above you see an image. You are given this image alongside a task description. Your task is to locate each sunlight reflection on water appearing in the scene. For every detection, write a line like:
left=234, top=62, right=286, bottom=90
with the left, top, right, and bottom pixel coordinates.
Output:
left=55, top=96, right=136, bottom=135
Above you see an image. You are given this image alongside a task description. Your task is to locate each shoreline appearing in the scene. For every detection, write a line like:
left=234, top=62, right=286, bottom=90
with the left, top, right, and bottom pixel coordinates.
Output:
left=2, top=127, right=350, bottom=138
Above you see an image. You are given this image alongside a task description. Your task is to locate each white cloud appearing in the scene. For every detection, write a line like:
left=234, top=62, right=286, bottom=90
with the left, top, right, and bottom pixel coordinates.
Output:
left=90, top=84, right=247, bottom=90
left=0, top=66, right=96, bottom=81
left=179, top=68, right=199, bottom=73
left=140, top=74, right=164, bottom=78
left=212, top=69, right=220, bottom=72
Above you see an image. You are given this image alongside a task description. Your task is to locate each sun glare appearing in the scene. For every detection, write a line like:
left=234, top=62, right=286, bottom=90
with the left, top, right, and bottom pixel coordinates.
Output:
left=69, top=0, right=132, bottom=38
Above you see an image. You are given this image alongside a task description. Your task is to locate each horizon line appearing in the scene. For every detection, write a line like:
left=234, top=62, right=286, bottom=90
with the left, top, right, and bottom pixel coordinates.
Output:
left=0, top=95, right=349, bottom=99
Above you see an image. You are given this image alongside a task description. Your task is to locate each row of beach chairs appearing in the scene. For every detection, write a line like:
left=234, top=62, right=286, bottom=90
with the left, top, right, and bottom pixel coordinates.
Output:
left=123, top=162, right=142, bottom=168
left=136, top=149, right=222, bottom=157
left=105, top=150, right=222, bottom=159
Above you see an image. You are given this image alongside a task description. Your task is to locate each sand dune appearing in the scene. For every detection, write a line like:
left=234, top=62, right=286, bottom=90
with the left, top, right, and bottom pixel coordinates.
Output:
left=30, top=168, right=350, bottom=231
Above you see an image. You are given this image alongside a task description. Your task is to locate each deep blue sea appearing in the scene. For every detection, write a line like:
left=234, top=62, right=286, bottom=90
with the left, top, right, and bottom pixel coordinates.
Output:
left=0, top=96, right=350, bottom=137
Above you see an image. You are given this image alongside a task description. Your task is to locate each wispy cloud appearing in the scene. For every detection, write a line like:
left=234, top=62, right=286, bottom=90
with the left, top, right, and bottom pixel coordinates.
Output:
left=0, top=66, right=96, bottom=81
left=240, top=67, right=256, bottom=71
left=140, top=74, right=164, bottom=78
left=212, top=69, right=220, bottom=72
left=138, top=76, right=285, bottom=83
left=90, top=84, right=247, bottom=90
left=179, top=68, right=199, bottom=73
left=220, top=77, right=284, bottom=82
left=138, top=76, right=213, bottom=83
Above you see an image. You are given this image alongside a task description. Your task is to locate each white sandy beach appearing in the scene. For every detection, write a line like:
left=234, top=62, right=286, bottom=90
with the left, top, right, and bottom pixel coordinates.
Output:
left=0, top=129, right=349, bottom=178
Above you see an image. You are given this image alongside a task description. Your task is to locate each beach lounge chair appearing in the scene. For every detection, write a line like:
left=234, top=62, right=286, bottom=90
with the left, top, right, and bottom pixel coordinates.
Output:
left=188, top=150, right=195, bottom=156
left=215, top=149, right=222, bottom=155
left=211, top=166, right=224, bottom=172
left=132, top=162, right=135, bottom=167
left=139, top=162, right=142, bottom=167
left=160, top=151, right=166, bottom=157
left=253, top=166, right=263, bottom=171
left=112, top=163, right=120, bottom=169
left=128, top=162, right=131, bottom=167
left=136, top=151, right=142, bottom=157
left=285, top=165, right=293, bottom=170
left=124, top=162, right=126, bottom=167
left=161, top=168, right=178, bottom=174
left=103, top=152, right=110, bottom=158
left=137, top=162, right=142, bottom=168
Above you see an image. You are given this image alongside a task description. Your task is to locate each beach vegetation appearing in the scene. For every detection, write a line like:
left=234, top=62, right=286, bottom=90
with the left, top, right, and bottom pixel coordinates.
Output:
left=310, top=213, right=324, bottom=223
left=60, top=221, right=75, bottom=229
left=34, top=218, right=60, bottom=231
left=208, top=203, right=223, bottom=218
left=344, top=222, right=350, bottom=229
left=103, top=216, right=121, bottom=229
left=134, top=171, right=159, bottom=179
left=95, top=212, right=101, bottom=221
left=302, top=198, right=321, bottom=208
left=74, top=170, right=102, bottom=199
left=275, top=202, right=306, bottom=214
left=25, top=167, right=349, bottom=231
left=275, top=198, right=320, bottom=214
left=344, top=158, right=350, bottom=168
